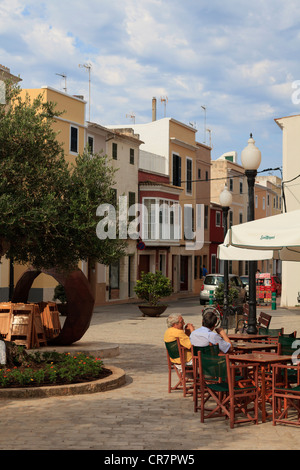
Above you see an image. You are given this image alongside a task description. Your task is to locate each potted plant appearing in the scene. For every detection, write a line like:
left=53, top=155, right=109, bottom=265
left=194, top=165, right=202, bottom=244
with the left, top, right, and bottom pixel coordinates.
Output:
left=53, top=284, right=68, bottom=315
left=134, top=271, right=172, bottom=316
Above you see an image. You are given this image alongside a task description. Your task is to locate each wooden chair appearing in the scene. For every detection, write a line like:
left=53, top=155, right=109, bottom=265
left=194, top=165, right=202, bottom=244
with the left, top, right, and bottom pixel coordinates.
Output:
left=272, top=363, right=300, bottom=426
left=192, top=344, right=219, bottom=413
left=257, top=327, right=283, bottom=346
left=197, top=350, right=259, bottom=428
left=165, top=339, right=193, bottom=397
left=257, top=312, right=272, bottom=330
left=0, top=303, right=13, bottom=340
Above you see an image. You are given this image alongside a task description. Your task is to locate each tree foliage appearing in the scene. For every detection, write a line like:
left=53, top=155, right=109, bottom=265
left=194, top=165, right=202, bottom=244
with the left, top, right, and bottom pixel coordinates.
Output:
left=0, top=83, right=126, bottom=271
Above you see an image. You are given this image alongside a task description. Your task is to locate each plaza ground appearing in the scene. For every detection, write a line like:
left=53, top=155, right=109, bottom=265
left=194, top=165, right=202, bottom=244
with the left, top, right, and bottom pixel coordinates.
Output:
left=0, top=297, right=299, bottom=451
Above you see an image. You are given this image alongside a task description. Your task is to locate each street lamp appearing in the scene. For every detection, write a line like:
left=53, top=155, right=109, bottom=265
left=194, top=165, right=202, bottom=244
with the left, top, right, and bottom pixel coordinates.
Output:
left=219, top=184, right=233, bottom=329
left=241, top=133, right=261, bottom=334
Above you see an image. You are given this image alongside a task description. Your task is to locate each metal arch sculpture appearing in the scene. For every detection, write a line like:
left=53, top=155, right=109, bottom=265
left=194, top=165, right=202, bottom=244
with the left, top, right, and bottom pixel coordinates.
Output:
left=12, top=267, right=95, bottom=346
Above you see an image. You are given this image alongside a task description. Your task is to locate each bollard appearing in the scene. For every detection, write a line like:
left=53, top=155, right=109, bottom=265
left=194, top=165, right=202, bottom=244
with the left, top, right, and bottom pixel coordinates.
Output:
left=271, top=290, right=277, bottom=310
left=209, top=290, right=214, bottom=305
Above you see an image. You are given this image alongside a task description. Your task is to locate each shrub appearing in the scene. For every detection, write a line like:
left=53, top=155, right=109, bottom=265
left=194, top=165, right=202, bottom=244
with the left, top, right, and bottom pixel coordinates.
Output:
left=134, top=271, right=172, bottom=306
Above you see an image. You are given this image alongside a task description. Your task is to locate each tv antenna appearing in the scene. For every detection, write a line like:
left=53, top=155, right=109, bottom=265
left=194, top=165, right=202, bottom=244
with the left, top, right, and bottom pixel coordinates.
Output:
left=161, top=96, right=168, bottom=117
left=201, top=105, right=206, bottom=144
left=56, top=73, right=67, bottom=93
left=79, top=63, right=92, bottom=121
left=126, top=112, right=136, bottom=123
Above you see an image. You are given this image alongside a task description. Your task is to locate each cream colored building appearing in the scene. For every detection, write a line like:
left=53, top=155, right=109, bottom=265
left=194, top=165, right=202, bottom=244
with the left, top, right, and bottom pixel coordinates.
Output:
left=94, top=126, right=141, bottom=305
left=275, top=114, right=300, bottom=306
left=107, top=107, right=212, bottom=296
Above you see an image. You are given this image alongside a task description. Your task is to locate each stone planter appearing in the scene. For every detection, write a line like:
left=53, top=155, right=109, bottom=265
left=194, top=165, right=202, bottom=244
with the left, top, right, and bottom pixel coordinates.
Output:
left=138, top=305, right=168, bottom=317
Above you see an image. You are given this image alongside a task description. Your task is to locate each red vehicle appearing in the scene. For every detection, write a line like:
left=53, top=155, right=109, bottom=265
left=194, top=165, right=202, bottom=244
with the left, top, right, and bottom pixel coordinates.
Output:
left=256, top=273, right=281, bottom=302
left=271, top=275, right=282, bottom=296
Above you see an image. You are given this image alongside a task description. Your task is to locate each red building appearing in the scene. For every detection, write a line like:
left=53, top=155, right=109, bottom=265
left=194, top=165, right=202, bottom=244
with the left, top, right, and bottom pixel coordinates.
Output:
left=209, top=202, right=224, bottom=273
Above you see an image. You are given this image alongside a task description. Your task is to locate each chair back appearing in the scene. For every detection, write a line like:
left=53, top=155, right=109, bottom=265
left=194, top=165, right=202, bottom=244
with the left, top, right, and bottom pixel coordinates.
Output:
left=200, top=351, right=227, bottom=381
left=279, top=331, right=297, bottom=338
left=192, top=344, right=219, bottom=357
left=259, top=327, right=283, bottom=337
left=257, top=312, right=272, bottom=329
left=278, top=336, right=300, bottom=355
left=165, top=340, right=180, bottom=361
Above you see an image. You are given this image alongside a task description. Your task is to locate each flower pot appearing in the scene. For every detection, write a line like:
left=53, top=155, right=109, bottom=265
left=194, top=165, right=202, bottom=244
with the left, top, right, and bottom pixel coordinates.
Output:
left=138, top=305, right=168, bottom=317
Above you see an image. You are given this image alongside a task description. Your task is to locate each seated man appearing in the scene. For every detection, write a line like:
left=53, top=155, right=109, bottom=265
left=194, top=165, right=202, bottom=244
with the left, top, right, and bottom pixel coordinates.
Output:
left=190, top=311, right=233, bottom=353
left=164, top=313, right=195, bottom=367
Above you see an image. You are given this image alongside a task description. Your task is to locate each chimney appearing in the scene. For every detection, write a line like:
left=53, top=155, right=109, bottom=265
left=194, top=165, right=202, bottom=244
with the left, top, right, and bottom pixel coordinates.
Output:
left=152, top=97, right=157, bottom=121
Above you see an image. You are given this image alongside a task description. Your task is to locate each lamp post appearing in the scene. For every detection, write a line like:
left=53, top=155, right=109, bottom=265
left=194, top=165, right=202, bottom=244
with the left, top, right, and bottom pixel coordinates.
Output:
left=241, top=134, right=261, bottom=334
left=219, top=184, right=232, bottom=329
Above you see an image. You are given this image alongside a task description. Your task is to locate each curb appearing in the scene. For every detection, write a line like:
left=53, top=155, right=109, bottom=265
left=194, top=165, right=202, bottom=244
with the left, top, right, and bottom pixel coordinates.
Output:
left=0, top=365, right=126, bottom=399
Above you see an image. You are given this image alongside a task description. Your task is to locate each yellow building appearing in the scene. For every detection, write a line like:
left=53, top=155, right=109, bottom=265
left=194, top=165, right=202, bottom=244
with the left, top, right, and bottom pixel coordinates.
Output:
left=0, top=86, right=86, bottom=302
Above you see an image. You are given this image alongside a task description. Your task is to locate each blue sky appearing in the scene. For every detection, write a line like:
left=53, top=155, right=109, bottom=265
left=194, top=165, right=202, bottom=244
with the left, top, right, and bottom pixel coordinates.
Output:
left=1, top=0, right=300, bottom=176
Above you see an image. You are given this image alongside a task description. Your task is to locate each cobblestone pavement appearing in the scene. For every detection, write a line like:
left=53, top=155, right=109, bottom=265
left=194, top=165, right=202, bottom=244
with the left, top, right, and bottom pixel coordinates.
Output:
left=1, top=298, right=300, bottom=451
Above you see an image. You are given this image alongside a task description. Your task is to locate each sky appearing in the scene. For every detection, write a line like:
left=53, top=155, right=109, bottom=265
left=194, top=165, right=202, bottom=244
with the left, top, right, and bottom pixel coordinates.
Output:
left=1, top=0, right=300, bottom=177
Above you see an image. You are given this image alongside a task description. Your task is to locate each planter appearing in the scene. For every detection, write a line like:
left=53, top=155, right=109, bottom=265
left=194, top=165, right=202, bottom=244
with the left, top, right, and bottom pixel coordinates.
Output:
left=138, top=305, right=168, bottom=317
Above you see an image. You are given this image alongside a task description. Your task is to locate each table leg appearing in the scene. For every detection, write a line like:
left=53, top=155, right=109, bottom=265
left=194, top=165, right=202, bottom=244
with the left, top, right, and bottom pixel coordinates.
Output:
left=260, top=365, right=266, bottom=423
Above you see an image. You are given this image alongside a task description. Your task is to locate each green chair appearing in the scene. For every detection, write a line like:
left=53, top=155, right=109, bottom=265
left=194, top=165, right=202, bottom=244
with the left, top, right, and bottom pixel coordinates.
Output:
left=196, top=350, right=259, bottom=428
left=192, top=345, right=219, bottom=413
left=165, top=339, right=193, bottom=397
left=272, top=362, right=300, bottom=426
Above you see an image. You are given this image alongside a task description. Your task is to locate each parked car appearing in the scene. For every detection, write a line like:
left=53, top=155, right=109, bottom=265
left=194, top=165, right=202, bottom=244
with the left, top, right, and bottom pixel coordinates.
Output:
left=200, top=273, right=247, bottom=305
left=240, top=275, right=249, bottom=299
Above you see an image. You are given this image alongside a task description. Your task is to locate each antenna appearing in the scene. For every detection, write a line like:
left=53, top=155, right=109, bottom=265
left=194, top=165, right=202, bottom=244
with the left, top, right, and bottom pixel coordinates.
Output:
left=126, top=112, right=136, bottom=123
left=160, top=96, right=168, bottom=117
left=201, top=105, right=206, bottom=144
left=206, top=128, right=212, bottom=148
left=79, top=63, right=92, bottom=121
left=56, top=73, right=67, bottom=93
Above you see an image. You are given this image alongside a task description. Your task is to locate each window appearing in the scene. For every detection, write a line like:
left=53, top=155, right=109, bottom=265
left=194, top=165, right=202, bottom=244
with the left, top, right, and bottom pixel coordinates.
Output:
left=239, top=212, right=243, bottom=224
left=216, top=211, right=221, bottom=227
left=211, top=254, right=216, bottom=274
left=239, top=179, right=243, bottom=194
left=229, top=178, right=233, bottom=191
left=255, top=195, right=258, bottom=208
left=112, top=142, right=117, bottom=160
left=143, top=198, right=180, bottom=241
left=263, top=197, right=265, bottom=210
left=172, top=154, right=181, bottom=186
left=70, top=126, right=78, bottom=153
left=198, top=169, right=201, bottom=179
left=130, top=148, right=134, bottom=165
left=204, top=205, right=208, bottom=229
left=87, top=136, right=94, bottom=154
left=128, top=192, right=136, bottom=222
left=186, top=158, right=192, bottom=194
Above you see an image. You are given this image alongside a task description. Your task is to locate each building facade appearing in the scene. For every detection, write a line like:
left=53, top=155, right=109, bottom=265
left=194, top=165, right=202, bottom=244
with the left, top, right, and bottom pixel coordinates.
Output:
left=275, top=114, right=300, bottom=306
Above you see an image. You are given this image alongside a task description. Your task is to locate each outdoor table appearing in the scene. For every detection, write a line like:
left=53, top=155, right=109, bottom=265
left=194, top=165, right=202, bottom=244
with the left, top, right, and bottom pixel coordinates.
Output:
left=229, top=353, right=291, bottom=423
left=232, top=342, right=278, bottom=353
left=228, top=333, right=269, bottom=342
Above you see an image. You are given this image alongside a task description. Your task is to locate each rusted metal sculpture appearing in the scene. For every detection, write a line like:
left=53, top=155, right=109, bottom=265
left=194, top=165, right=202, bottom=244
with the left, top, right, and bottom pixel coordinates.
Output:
left=12, top=267, right=95, bottom=346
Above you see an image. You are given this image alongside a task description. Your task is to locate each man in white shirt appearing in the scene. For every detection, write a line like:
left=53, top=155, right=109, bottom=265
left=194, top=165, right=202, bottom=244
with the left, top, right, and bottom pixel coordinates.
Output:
left=190, top=311, right=233, bottom=353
